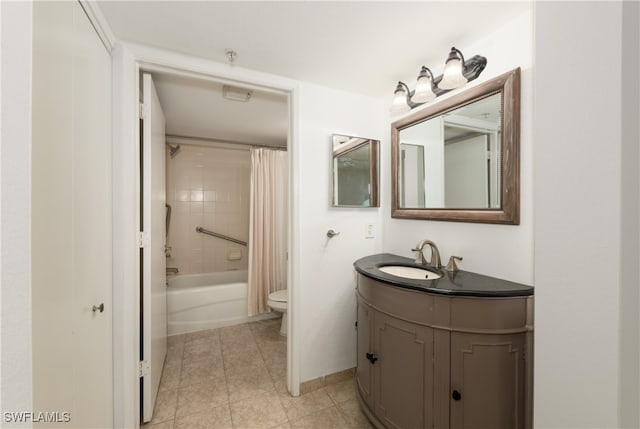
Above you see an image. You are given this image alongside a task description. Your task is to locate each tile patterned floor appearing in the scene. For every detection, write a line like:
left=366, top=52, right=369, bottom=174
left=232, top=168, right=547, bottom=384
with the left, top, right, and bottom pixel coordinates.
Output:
left=144, top=318, right=373, bottom=429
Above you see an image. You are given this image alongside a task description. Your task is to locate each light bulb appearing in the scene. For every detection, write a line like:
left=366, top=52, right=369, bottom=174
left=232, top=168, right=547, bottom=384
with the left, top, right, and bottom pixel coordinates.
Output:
left=390, top=83, right=410, bottom=114
left=439, top=48, right=468, bottom=90
left=412, top=75, right=436, bottom=103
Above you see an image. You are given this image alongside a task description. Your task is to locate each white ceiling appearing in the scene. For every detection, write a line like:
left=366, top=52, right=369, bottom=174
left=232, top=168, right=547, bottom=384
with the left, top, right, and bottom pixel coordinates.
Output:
left=152, top=72, right=289, bottom=146
left=99, top=1, right=530, bottom=146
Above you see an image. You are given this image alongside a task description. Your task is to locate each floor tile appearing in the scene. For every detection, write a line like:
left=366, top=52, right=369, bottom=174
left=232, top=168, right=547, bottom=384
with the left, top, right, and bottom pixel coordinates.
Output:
left=176, top=375, right=229, bottom=417
left=279, top=388, right=334, bottom=422
left=142, top=419, right=174, bottom=429
left=150, top=388, right=178, bottom=424
left=173, top=404, right=232, bottom=429
left=226, top=363, right=276, bottom=403
left=229, top=391, right=288, bottom=428
left=336, top=398, right=374, bottom=429
left=168, top=334, right=185, bottom=346
left=185, top=328, right=220, bottom=343
left=159, top=361, right=182, bottom=392
left=325, top=379, right=357, bottom=405
left=223, top=347, right=267, bottom=372
left=180, top=356, right=225, bottom=387
left=289, top=406, right=348, bottom=429
left=166, top=343, right=185, bottom=365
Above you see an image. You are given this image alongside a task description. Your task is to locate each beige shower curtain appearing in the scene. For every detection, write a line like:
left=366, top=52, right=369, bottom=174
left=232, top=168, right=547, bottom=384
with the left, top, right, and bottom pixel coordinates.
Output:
left=248, top=147, right=288, bottom=316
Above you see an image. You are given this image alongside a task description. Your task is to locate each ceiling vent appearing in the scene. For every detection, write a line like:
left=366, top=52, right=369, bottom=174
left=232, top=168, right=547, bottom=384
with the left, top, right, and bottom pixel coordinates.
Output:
left=223, top=85, right=252, bottom=102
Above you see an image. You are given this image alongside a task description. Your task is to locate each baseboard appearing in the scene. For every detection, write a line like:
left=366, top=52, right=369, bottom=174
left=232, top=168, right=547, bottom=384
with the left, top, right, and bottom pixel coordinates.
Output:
left=299, top=367, right=355, bottom=395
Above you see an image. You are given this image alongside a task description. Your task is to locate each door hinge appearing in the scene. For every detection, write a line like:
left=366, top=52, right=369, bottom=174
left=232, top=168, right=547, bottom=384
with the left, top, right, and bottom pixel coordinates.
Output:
left=138, top=232, right=149, bottom=248
left=486, top=151, right=492, bottom=160
left=138, top=360, right=150, bottom=378
left=139, top=103, right=145, bottom=120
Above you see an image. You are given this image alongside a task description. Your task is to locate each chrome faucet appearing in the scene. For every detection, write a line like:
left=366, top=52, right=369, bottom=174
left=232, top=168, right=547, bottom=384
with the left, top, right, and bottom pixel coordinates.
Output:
left=412, top=239, right=442, bottom=268
left=166, top=267, right=179, bottom=275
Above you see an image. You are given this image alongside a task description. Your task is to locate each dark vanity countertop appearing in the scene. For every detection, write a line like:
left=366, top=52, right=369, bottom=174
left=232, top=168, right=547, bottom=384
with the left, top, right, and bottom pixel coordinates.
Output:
left=354, top=253, right=533, bottom=297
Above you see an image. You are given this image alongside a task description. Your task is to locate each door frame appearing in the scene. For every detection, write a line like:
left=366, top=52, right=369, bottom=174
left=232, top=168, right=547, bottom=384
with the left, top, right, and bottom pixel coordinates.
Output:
left=112, top=42, right=301, bottom=428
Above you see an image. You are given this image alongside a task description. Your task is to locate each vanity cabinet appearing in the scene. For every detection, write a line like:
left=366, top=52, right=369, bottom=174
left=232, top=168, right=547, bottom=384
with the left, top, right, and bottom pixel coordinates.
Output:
left=356, top=274, right=532, bottom=429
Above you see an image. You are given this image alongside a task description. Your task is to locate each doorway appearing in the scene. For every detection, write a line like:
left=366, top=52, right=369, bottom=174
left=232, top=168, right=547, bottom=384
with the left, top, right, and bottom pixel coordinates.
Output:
left=138, top=68, right=291, bottom=424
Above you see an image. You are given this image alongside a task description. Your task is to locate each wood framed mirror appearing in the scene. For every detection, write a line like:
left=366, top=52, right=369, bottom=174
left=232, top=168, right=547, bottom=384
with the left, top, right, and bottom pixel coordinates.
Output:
left=391, top=68, right=520, bottom=224
left=332, top=134, right=380, bottom=207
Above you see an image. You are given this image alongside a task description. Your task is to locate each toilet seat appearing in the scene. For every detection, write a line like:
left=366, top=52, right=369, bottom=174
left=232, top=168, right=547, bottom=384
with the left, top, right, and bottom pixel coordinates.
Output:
left=269, top=290, right=287, bottom=303
left=267, top=289, right=288, bottom=336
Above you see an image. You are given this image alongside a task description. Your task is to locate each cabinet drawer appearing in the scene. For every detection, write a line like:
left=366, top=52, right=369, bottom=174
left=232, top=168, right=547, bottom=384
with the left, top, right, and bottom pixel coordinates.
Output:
left=449, top=296, right=528, bottom=332
left=358, top=275, right=444, bottom=326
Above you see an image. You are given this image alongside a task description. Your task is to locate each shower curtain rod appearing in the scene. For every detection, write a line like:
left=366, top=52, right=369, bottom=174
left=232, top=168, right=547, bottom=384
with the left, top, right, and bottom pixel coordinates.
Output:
left=166, top=134, right=287, bottom=150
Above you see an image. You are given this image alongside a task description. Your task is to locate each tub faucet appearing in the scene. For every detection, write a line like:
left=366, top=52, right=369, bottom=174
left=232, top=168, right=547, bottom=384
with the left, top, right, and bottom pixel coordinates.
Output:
left=166, top=267, right=179, bottom=275
left=412, top=239, right=441, bottom=268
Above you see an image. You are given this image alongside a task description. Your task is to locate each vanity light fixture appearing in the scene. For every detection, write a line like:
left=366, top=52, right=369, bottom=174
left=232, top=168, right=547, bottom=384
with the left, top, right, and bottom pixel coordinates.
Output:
left=390, top=47, right=487, bottom=113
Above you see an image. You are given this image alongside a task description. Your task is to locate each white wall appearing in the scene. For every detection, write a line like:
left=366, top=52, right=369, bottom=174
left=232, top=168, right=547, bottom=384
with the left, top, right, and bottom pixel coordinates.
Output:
left=296, top=82, right=385, bottom=382
left=534, top=2, right=639, bottom=427
left=383, top=9, right=534, bottom=285
left=0, top=1, right=34, bottom=423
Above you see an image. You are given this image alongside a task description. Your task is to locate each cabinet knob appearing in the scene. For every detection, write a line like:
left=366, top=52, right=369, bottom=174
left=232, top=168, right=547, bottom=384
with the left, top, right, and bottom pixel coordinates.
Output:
left=366, top=352, right=378, bottom=364
left=452, top=390, right=462, bottom=401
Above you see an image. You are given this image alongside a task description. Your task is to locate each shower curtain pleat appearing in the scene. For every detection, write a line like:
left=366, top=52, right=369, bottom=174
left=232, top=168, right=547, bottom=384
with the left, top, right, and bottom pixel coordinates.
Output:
left=248, top=148, right=288, bottom=316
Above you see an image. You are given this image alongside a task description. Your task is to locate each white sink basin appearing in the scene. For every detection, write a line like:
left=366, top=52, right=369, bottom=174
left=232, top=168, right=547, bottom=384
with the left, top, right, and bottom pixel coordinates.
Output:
left=378, top=265, right=442, bottom=280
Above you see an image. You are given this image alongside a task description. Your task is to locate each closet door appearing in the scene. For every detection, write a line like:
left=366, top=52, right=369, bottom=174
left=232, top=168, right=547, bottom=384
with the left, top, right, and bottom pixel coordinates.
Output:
left=32, top=1, right=113, bottom=426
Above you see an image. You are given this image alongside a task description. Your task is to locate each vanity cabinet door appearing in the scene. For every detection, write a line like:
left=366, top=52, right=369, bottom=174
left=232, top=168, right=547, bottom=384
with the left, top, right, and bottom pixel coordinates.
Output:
left=373, top=312, right=434, bottom=429
left=449, top=332, right=526, bottom=429
left=356, top=300, right=374, bottom=409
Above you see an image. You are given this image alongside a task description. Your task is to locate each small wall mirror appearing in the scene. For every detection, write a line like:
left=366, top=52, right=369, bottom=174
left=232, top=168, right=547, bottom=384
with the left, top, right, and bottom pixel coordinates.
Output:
left=332, top=134, right=379, bottom=207
left=392, top=68, right=520, bottom=224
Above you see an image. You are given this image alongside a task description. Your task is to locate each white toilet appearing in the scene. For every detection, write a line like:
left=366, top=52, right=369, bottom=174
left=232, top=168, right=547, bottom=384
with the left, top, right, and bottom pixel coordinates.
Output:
left=267, top=289, right=288, bottom=336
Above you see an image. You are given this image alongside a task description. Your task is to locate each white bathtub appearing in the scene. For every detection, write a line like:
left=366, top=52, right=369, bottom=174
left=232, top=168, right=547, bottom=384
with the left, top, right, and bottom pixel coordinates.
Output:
left=167, top=270, right=276, bottom=335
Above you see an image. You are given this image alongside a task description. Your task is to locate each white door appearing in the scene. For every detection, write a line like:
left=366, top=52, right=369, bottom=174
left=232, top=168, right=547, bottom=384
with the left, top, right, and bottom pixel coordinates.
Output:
left=444, top=135, right=489, bottom=208
left=142, top=73, right=168, bottom=422
left=31, top=1, right=113, bottom=426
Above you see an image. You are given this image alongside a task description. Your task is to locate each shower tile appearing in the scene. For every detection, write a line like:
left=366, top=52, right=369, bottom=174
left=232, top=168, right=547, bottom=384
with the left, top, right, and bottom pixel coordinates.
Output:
left=203, top=202, right=216, bottom=214
left=229, top=391, right=288, bottom=428
left=176, top=375, right=228, bottom=417
left=173, top=404, right=232, bottom=429
left=176, top=190, right=190, bottom=202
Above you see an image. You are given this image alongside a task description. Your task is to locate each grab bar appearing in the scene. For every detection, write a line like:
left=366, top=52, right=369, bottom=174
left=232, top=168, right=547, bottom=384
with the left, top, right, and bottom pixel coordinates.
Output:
left=165, top=204, right=172, bottom=237
left=195, top=226, right=247, bottom=246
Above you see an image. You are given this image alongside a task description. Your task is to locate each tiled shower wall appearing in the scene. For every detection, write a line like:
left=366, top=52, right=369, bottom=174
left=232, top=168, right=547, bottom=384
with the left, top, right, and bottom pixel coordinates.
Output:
left=166, top=143, right=250, bottom=274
